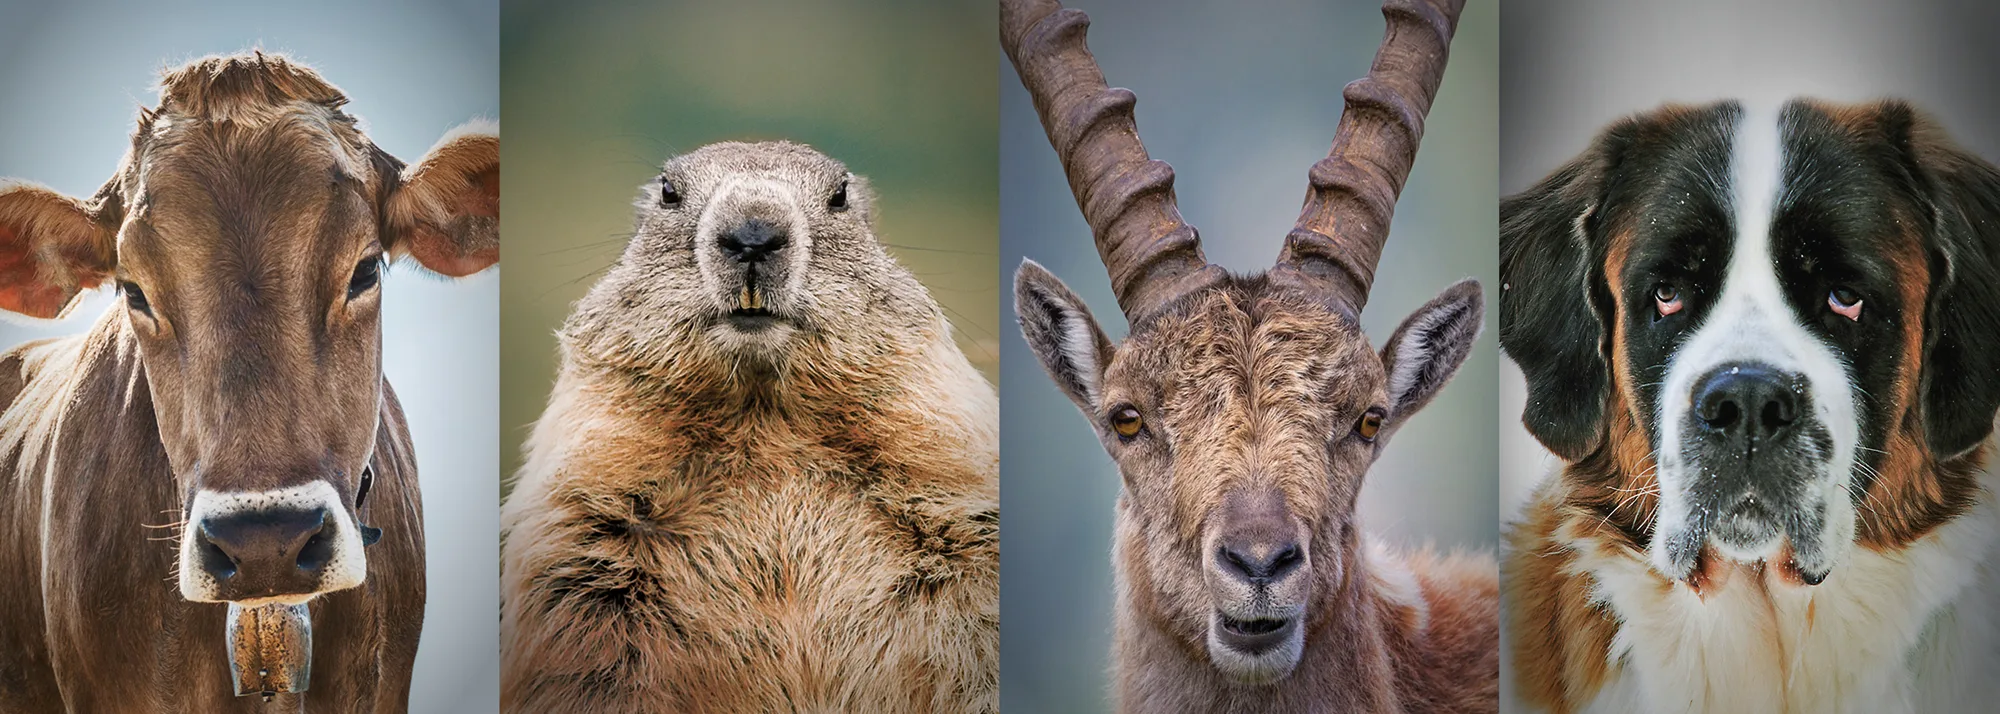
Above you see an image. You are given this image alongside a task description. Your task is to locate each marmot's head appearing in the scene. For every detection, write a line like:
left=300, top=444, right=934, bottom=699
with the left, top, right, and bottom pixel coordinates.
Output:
left=564, top=141, right=944, bottom=382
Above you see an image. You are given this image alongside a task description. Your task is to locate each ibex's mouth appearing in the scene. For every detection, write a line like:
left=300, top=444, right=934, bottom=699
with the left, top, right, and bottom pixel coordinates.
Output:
left=1214, top=612, right=1297, bottom=655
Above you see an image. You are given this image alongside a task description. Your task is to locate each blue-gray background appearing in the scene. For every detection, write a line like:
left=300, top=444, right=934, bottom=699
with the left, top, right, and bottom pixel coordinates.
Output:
left=1000, top=1, right=1499, bottom=710
left=0, top=1, right=499, bottom=711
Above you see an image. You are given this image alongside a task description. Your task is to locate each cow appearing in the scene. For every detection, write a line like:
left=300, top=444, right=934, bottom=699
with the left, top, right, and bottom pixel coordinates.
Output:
left=0, top=51, right=498, bottom=712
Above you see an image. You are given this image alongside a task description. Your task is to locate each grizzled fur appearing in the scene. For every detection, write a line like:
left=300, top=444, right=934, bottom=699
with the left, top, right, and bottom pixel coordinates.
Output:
left=500, top=142, right=999, bottom=713
left=1016, top=262, right=1496, bottom=713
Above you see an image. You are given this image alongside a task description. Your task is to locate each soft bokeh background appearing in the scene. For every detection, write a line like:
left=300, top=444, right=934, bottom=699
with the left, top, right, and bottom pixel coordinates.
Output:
left=1000, top=1, right=1499, bottom=710
left=1499, top=1, right=2000, bottom=709
left=0, top=1, right=499, bottom=711
left=499, top=0, right=1000, bottom=484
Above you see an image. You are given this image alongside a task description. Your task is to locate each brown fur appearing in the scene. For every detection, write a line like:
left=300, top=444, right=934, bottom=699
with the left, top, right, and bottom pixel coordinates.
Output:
left=500, top=143, right=998, bottom=713
left=1018, top=265, right=1493, bottom=713
left=0, top=51, right=496, bottom=711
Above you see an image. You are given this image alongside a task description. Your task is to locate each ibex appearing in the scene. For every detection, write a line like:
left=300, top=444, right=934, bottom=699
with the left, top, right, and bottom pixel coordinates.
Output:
left=0, top=52, right=498, bottom=711
left=500, top=141, right=998, bottom=713
left=1004, top=0, right=1496, bottom=712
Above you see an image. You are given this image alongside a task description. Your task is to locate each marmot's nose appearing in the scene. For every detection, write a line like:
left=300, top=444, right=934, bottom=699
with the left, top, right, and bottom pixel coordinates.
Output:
left=719, top=219, right=789, bottom=264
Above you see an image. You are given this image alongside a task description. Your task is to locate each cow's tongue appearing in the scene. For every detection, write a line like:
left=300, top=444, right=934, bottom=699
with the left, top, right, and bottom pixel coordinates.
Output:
left=226, top=602, right=312, bottom=700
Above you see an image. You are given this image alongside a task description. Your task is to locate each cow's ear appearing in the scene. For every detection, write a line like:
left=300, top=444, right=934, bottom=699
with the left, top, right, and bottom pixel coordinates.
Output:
left=1499, top=123, right=1628, bottom=461
left=0, top=181, right=117, bottom=319
left=383, top=120, right=498, bottom=277
left=1898, top=103, right=2000, bottom=460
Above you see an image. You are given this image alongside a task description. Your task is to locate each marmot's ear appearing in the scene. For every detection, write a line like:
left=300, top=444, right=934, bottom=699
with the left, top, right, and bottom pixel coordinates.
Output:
left=0, top=180, right=118, bottom=319
left=1015, top=259, right=1113, bottom=414
left=381, top=120, right=498, bottom=277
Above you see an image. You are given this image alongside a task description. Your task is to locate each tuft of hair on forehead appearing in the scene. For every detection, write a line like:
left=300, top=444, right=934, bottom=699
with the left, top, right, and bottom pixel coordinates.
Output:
left=153, top=51, right=348, bottom=123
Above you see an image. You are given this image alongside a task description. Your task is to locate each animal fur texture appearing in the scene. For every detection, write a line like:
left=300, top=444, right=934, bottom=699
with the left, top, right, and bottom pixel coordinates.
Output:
left=500, top=142, right=999, bottom=713
left=1016, top=264, right=1498, bottom=713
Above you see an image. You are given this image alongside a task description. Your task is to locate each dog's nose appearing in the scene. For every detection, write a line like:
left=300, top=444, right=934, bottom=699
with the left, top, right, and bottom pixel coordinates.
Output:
left=718, top=219, right=789, bottom=263
left=1693, top=362, right=1803, bottom=440
left=195, top=507, right=336, bottom=596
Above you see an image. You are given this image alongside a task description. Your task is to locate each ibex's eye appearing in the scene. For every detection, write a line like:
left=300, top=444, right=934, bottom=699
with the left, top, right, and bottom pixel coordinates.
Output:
left=347, top=255, right=383, bottom=300
left=119, top=281, right=151, bottom=317
left=828, top=178, right=849, bottom=212
left=1110, top=405, right=1144, bottom=440
left=1355, top=408, right=1385, bottom=442
left=659, top=176, right=682, bottom=207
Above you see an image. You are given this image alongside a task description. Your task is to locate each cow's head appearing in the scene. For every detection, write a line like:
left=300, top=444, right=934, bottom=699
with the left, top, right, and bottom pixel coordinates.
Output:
left=0, top=52, right=497, bottom=605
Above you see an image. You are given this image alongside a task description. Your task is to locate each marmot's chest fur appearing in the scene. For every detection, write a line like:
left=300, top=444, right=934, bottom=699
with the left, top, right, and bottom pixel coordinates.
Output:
left=523, top=414, right=998, bottom=711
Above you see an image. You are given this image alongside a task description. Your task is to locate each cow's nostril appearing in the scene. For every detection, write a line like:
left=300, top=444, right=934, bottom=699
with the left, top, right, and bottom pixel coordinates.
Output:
left=196, top=525, right=239, bottom=581
left=296, top=522, right=334, bottom=573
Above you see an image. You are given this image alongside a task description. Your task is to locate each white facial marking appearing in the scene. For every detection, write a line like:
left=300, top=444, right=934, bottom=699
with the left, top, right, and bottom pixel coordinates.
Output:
left=1649, top=100, right=1859, bottom=578
left=178, top=480, right=366, bottom=603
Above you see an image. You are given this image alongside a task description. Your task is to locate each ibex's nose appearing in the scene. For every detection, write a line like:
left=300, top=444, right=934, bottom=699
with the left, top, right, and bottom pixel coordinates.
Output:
left=718, top=218, right=789, bottom=264
left=1215, top=493, right=1304, bottom=586
left=194, top=507, right=336, bottom=598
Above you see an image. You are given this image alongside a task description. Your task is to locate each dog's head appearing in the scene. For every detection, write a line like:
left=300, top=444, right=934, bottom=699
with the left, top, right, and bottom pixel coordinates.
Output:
left=1502, top=99, right=2000, bottom=587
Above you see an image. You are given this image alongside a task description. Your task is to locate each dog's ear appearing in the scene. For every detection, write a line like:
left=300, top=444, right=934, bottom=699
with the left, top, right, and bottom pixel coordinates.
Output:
left=1900, top=105, right=2000, bottom=460
left=1500, top=129, right=1627, bottom=461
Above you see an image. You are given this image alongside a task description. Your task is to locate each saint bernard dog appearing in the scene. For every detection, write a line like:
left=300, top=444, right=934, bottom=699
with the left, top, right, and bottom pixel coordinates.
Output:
left=1500, top=98, right=2000, bottom=713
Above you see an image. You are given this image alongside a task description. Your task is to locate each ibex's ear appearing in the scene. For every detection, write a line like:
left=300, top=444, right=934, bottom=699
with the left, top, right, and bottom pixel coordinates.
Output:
left=1015, top=259, right=1113, bottom=413
left=384, top=120, right=498, bottom=277
left=0, top=181, right=117, bottom=319
left=1381, top=279, right=1483, bottom=433
left=1500, top=128, right=1624, bottom=461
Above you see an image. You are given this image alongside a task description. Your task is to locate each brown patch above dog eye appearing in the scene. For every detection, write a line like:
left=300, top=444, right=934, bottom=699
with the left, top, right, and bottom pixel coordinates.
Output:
left=1356, top=409, right=1384, bottom=442
left=1110, top=406, right=1143, bottom=439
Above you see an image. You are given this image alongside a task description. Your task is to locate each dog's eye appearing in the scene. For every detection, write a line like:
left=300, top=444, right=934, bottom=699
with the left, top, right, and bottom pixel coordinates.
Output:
left=347, top=256, right=382, bottom=300
left=659, top=176, right=682, bottom=207
left=828, top=178, right=849, bottom=212
left=1110, top=406, right=1144, bottom=440
left=1828, top=286, right=1863, bottom=321
left=119, top=281, right=152, bottom=317
left=1653, top=284, right=1684, bottom=317
left=1355, top=408, right=1385, bottom=442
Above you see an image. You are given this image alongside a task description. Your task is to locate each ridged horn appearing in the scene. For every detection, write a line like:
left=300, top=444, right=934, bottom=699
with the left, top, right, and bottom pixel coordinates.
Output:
left=1001, top=0, right=1221, bottom=319
left=1274, top=0, right=1464, bottom=314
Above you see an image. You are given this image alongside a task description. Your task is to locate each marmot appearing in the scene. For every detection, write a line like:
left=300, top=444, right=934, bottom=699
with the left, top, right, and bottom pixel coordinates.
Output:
left=500, top=141, right=998, bottom=713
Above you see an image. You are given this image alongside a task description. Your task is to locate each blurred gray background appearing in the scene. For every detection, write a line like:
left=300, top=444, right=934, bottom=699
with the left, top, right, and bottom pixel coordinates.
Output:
left=0, top=1, right=499, bottom=711
left=498, top=0, right=999, bottom=486
left=1499, top=0, right=2000, bottom=526
left=1000, top=1, right=1499, bottom=710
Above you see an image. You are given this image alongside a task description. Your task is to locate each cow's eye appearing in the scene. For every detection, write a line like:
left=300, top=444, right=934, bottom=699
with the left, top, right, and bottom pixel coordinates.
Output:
left=347, top=256, right=382, bottom=300
left=119, top=281, right=151, bottom=316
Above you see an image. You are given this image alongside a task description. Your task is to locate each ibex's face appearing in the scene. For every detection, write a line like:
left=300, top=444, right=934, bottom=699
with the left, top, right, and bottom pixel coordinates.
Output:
left=1018, top=263, right=1482, bottom=683
left=568, top=141, right=937, bottom=373
left=0, top=55, right=499, bottom=606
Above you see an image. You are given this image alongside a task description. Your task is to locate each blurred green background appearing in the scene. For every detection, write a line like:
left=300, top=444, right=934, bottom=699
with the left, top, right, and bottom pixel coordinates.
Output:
left=499, top=0, right=999, bottom=483
left=1000, top=1, right=1498, bottom=711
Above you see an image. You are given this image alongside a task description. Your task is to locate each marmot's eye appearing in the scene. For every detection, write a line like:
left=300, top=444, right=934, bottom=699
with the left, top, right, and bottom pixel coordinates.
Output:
left=828, top=178, right=849, bottom=212
left=1653, top=284, right=1684, bottom=317
left=1355, top=408, right=1385, bottom=442
left=1110, top=406, right=1144, bottom=440
left=120, top=281, right=152, bottom=317
left=659, top=176, right=682, bottom=207
left=1828, top=286, right=1863, bottom=321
